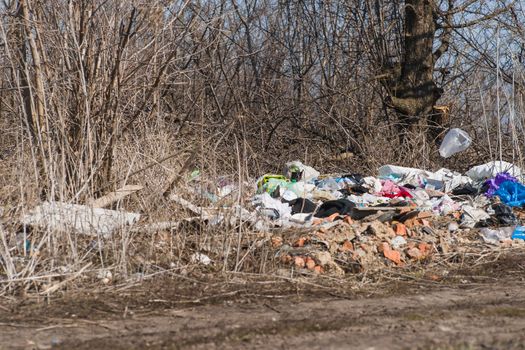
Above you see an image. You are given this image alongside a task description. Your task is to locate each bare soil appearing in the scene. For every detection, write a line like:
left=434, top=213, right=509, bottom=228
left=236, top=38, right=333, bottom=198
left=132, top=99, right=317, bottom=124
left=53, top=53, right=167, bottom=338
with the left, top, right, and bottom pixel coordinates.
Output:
left=2, top=253, right=525, bottom=350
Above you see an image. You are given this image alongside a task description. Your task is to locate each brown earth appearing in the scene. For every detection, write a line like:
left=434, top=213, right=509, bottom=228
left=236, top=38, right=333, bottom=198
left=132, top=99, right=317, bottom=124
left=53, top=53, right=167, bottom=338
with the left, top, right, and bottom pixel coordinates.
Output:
left=2, top=253, right=525, bottom=350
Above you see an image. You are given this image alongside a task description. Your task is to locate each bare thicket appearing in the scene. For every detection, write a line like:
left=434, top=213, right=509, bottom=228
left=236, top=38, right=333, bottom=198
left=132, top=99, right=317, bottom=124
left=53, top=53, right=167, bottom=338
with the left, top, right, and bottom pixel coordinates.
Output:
left=0, top=0, right=524, bottom=292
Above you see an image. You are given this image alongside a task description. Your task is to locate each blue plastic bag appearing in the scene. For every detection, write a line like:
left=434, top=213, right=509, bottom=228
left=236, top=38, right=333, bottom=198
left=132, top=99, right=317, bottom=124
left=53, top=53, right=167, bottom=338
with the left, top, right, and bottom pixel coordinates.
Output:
left=512, top=226, right=525, bottom=240
left=495, top=180, right=525, bottom=207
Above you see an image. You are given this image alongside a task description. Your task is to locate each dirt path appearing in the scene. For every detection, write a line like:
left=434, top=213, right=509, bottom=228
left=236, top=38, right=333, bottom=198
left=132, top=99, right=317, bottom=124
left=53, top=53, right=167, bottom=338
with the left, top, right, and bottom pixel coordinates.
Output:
left=2, top=279, right=525, bottom=349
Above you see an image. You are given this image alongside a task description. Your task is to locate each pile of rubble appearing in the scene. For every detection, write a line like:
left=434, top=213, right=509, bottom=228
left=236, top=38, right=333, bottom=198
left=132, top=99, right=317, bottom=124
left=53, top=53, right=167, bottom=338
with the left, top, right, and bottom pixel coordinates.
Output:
left=247, top=160, right=525, bottom=275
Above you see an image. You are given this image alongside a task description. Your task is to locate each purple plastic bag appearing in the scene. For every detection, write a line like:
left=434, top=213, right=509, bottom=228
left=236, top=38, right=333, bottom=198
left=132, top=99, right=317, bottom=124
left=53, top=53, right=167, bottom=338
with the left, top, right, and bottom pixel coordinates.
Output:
left=485, top=172, right=518, bottom=196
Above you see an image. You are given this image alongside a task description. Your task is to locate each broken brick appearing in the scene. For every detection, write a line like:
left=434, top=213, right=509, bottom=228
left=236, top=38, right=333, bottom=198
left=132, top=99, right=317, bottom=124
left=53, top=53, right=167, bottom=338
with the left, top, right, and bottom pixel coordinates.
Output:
left=313, top=265, right=324, bottom=274
left=394, top=223, right=407, bottom=236
left=305, top=256, right=316, bottom=270
left=294, top=237, right=307, bottom=247
left=421, top=219, right=431, bottom=227
left=404, top=218, right=420, bottom=228
left=280, top=254, right=292, bottom=264
left=406, top=247, right=423, bottom=260
left=418, top=242, right=432, bottom=257
left=417, top=211, right=433, bottom=219
left=383, top=247, right=402, bottom=265
left=343, top=216, right=354, bottom=225
left=325, top=213, right=340, bottom=222
left=340, top=240, right=354, bottom=252
left=377, top=242, right=390, bottom=253
left=271, top=236, right=283, bottom=248
left=294, top=256, right=306, bottom=268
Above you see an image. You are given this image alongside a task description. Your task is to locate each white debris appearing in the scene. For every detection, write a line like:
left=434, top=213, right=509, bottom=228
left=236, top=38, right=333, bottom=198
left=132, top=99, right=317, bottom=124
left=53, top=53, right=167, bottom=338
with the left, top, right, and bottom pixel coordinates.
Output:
left=97, top=269, right=113, bottom=284
left=252, top=193, right=292, bottom=219
left=191, top=252, right=212, bottom=265
left=391, top=236, right=407, bottom=249
left=461, top=205, right=490, bottom=228
left=378, top=165, right=431, bottom=182
left=21, top=201, right=140, bottom=237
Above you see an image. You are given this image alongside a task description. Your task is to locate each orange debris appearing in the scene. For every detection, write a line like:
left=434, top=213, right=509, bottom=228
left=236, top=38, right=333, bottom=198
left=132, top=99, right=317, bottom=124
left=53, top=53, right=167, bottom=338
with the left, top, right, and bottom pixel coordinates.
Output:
left=294, top=256, right=306, bottom=268
left=305, top=257, right=316, bottom=270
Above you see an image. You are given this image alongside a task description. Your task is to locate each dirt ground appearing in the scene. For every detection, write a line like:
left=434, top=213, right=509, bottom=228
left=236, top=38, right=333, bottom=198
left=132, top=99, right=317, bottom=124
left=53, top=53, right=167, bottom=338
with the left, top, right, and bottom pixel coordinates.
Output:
left=2, top=253, right=525, bottom=350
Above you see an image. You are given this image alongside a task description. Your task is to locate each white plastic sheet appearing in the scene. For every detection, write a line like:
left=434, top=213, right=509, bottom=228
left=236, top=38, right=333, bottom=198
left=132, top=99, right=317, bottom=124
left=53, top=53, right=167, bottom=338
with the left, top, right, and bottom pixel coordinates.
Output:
left=21, top=201, right=140, bottom=237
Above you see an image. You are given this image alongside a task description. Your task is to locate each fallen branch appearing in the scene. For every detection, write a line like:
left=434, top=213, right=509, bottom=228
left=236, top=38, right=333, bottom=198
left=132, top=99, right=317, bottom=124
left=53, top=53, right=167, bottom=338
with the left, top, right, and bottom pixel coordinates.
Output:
left=40, top=262, right=93, bottom=295
left=87, top=184, right=143, bottom=208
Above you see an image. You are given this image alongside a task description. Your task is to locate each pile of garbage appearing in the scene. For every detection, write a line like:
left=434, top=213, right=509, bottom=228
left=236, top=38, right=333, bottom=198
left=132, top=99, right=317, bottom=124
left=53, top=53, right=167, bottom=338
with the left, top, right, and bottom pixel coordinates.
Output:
left=13, top=127, right=525, bottom=288
left=248, top=160, right=525, bottom=275
left=14, top=128, right=525, bottom=277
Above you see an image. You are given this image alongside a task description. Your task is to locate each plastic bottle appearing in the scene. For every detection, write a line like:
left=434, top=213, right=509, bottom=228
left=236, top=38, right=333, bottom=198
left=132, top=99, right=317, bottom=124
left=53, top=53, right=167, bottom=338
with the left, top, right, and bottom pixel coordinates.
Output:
left=439, top=128, right=472, bottom=158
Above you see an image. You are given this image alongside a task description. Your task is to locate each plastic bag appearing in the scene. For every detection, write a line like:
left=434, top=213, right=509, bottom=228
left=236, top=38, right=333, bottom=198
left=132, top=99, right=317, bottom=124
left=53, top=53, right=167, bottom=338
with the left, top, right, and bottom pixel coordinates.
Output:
left=479, top=227, right=514, bottom=244
left=284, top=161, right=320, bottom=181
left=439, top=128, right=472, bottom=158
left=252, top=193, right=292, bottom=219
left=466, top=161, right=521, bottom=181
left=494, top=180, right=525, bottom=207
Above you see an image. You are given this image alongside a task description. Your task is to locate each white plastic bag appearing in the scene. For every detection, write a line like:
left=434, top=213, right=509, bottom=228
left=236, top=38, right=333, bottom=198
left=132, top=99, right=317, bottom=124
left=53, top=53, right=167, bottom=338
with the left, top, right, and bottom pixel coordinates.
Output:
left=377, top=165, right=429, bottom=183
left=466, top=161, right=522, bottom=181
left=284, top=161, right=320, bottom=181
left=252, top=193, right=292, bottom=219
left=439, top=128, right=472, bottom=158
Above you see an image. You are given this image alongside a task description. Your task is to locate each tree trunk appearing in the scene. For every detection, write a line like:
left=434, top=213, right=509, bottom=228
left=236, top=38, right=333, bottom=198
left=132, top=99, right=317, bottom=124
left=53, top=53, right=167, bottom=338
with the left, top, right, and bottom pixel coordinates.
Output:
left=389, top=0, right=443, bottom=142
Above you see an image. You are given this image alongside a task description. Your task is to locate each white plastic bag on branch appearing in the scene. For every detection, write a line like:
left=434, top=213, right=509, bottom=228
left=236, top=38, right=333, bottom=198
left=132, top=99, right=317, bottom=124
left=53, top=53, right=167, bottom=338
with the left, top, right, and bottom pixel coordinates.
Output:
left=439, top=128, right=472, bottom=158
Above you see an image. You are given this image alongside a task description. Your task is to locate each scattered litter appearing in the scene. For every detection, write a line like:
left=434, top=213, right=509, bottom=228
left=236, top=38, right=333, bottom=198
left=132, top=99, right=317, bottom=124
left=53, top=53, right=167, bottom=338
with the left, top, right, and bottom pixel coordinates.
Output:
left=461, top=205, right=490, bottom=228
left=494, top=181, right=525, bottom=207
left=512, top=226, right=525, bottom=240
left=97, top=269, right=113, bottom=284
left=253, top=192, right=292, bottom=219
left=485, top=173, right=518, bottom=197
left=157, top=159, right=525, bottom=275
left=22, top=158, right=525, bottom=278
left=284, top=160, right=320, bottom=181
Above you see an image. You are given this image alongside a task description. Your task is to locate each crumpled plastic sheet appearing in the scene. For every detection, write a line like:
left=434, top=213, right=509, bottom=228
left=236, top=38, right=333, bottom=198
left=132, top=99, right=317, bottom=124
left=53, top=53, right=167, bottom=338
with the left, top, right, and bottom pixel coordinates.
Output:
left=479, top=227, right=514, bottom=245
